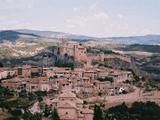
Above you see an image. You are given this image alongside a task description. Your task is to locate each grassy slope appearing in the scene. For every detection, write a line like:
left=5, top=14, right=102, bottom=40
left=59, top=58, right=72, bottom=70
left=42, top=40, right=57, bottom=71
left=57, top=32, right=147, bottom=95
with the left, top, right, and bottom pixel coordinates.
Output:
left=123, top=44, right=160, bottom=53
left=0, top=35, right=59, bottom=59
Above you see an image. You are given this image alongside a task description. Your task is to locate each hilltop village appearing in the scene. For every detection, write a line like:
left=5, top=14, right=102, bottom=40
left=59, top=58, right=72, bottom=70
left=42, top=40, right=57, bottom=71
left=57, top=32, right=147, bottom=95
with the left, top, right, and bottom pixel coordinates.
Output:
left=0, top=41, right=159, bottom=120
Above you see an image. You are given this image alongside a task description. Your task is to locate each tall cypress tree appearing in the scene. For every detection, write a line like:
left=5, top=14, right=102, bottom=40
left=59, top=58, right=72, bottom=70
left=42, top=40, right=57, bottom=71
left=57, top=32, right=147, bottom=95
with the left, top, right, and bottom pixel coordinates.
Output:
left=0, top=62, right=3, bottom=67
left=93, top=105, right=103, bottom=120
left=51, top=108, right=60, bottom=120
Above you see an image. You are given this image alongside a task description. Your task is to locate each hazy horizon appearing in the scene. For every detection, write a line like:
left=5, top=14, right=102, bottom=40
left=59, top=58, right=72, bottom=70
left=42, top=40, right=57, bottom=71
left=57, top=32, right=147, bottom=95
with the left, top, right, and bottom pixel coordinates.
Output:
left=1, top=28, right=160, bottom=38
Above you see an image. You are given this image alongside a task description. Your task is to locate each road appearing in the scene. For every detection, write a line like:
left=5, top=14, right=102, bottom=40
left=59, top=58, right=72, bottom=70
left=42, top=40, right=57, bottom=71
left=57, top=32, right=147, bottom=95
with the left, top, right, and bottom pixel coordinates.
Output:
left=86, top=87, right=160, bottom=107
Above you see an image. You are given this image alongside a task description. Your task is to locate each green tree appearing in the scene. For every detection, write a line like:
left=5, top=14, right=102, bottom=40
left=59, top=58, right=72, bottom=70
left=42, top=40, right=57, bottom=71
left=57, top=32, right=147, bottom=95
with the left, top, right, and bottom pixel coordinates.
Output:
left=103, top=102, right=160, bottom=120
left=106, top=102, right=129, bottom=120
left=37, top=96, right=43, bottom=102
left=129, top=101, right=160, bottom=120
left=93, top=105, right=103, bottom=120
left=51, top=108, right=60, bottom=120
left=5, top=116, right=20, bottom=120
left=44, top=105, right=52, bottom=117
left=23, top=111, right=42, bottom=120
left=10, top=108, right=22, bottom=117
left=23, top=111, right=33, bottom=120
left=32, top=113, right=42, bottom=120
left=0, top=62, right=3, bottom=67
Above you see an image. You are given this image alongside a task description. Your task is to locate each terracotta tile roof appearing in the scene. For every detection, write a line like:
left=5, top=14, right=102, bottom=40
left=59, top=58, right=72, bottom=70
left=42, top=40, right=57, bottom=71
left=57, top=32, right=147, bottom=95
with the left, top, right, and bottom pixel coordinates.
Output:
left=82, top=108, right=93, bottom=114
left=59, top=91, right=76, bottom=98
left=76, top=98, right=83, bottom=104
left=58, top=101, right=76, bottom=108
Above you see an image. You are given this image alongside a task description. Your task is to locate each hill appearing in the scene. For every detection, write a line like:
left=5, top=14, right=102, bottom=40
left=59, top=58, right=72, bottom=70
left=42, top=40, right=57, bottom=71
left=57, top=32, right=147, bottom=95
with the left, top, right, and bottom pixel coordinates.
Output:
left=16, top=29, right=95, bottom=41
left=0, top=29, right=160, bottom=45
left=0, top=30, right=59, bottom=59
left=122, top=44, right=160, bottom=53
left=0, top=30, right=39, bottom=43
left=17, top=30, right=160, bottom=45
left=0, top=29, right=160, bottom=61
left=104, top=35, right=160, bottom=45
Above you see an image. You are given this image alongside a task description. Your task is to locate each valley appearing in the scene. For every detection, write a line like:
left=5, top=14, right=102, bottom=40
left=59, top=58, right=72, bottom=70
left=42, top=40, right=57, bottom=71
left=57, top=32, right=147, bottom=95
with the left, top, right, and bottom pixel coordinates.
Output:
left=0, top=29, right=160, bottom=120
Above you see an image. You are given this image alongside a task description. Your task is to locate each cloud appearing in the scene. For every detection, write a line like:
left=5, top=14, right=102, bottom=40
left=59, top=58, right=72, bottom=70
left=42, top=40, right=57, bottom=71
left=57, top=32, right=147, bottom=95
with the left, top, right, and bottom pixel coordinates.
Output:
left=66, top=24, right=76, bottom=28
left=0, top=21, right=33, bottom=30
left=94, top=12, right=109, bottom=20
left=73, top=7, right=78, bottom=12
left=65, top=16, right=88, bottom=28
left=63, top=11, right=141, bottom=37
left=0, top=0, right=34, bottom=10
left=89, top=3, right=98, bottom=11
left=117, top=14, right=124, bottom=19
left=0, top=0, right=158, bottom=37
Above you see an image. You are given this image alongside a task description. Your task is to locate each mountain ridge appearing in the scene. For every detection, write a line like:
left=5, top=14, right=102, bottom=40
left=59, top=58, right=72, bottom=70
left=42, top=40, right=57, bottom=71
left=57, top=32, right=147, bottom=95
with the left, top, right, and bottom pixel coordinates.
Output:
left=16, top=29, right=96, bottom=40
left=0, top=29, right=160, bottom=45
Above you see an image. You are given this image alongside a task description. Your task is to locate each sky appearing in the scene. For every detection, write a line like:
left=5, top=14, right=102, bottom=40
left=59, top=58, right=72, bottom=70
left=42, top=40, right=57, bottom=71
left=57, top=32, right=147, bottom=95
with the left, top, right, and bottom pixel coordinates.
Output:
left=0, top=0, right=160, bottom=37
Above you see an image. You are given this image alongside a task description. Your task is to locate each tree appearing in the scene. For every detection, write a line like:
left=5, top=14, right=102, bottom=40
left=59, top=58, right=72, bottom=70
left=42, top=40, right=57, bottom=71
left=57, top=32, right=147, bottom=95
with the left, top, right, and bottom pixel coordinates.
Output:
left=32, top=113, right=42, bottom=120
left=5, top=116, right=20, bottom=120
left=0, top=62, right=3, bottom=67
left=37, top=96, right=43, bottom=102
left=22, top=111, right=33, bottom=120
left=129, top=101, right=160, bottom=120
left=51, top=108, right=60, bottom=120
left=23, top=111, right=42, bottom=120
left=103, top=102, right=160, bottom=120
left=44, top=105, right=52, bottom=117
left=106, top=102, right=129, bottom=120
left=28, top=93, right=36, bottom=101
left=10, top=108, right=22, bottom=117
left=93, top=105, right=103, bottom=120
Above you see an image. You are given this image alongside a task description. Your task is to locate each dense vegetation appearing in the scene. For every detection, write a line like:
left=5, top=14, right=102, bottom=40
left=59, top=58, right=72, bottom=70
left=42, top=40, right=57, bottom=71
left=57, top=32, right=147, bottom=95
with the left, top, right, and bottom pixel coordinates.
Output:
left=87, top=47, right=119, bottom=55
left=0, top=45, right=77, bottom=70
left=129, top=54, right=160, bottom=91
left=139, top=55, right=160, bottom=75
left=0, top=86, right=55, bottom=120
left=0, top=46, right=57, bottom=67
left=0, top=62, right=3, bottom=67
left=123, top=44, right=160, bottom=53
left=51, top=108, right=60, bottom=120
left=92, top=58, right=131, bottom=70
left=94, top=101, right=160, bottom=120
left=0, top=30, right=40, bottom=42
left=55, top=57, right=74, bottom=69
left=133, top=55, right=160, bottom=90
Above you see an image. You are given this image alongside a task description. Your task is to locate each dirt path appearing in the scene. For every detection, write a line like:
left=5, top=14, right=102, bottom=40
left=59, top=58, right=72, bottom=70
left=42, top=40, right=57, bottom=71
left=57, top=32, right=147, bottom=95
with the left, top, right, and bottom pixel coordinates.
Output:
left=87, top=87, right=160, bottom=106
